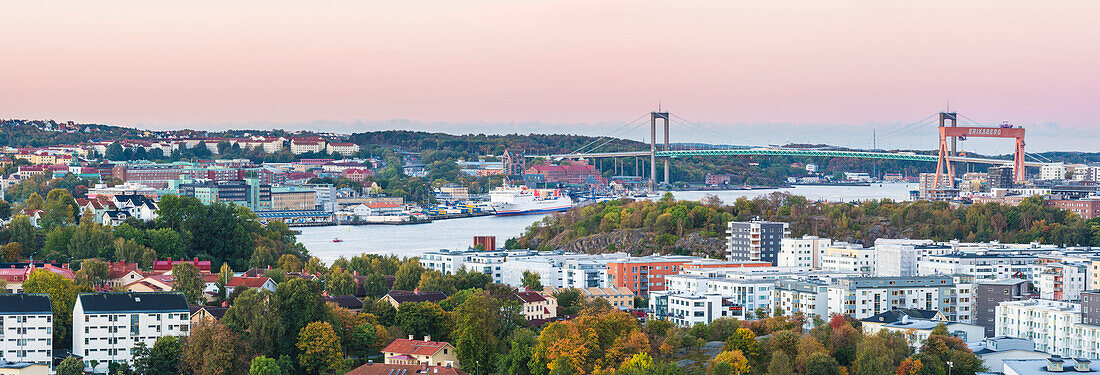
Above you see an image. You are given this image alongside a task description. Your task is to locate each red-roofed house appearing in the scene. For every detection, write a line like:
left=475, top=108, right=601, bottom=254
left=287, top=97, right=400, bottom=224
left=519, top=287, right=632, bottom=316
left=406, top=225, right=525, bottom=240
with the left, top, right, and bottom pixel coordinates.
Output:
left=349, top=202, right=403, bottom=216
left=512, top=290, right=558, bottom=320
left=226, top=276, right=277, bottom=292
left=290, top=138, right=327, bottom=154
left=346, top=363, right=468, bottom=375
left=0, top=263, right=75, bottom=293
left=325, top=142, right=360, bottom=155
left=107, top=261, right=143, bottom=287
left=125, top=274, right=175, bottom=292
left=342, top=168, right=374, bottom=182
left=152, top=258, right=212, bottom=274
left=383, top=336, right=460, bottom=368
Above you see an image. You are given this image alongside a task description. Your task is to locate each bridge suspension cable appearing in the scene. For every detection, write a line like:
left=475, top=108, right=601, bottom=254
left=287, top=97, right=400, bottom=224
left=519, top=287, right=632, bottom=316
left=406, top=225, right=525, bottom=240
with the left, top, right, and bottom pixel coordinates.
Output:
left=570, top=113, right=649, bottom=155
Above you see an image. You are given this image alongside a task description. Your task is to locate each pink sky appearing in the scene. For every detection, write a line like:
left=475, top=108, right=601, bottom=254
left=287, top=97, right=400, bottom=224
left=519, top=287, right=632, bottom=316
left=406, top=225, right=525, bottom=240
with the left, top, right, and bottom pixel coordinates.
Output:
left=1, top=0, right=1098, bottom=150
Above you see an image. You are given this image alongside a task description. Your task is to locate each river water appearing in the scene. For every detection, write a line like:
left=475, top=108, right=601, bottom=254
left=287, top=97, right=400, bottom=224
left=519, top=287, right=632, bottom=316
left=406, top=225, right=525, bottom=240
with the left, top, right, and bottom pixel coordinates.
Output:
left=301, top=183, right=916, bottom=263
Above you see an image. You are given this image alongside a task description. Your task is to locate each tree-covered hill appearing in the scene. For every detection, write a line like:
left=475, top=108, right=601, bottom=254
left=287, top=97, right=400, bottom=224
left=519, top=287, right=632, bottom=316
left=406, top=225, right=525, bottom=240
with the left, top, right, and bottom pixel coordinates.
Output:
left=508, top=193, right=1097, bottom=258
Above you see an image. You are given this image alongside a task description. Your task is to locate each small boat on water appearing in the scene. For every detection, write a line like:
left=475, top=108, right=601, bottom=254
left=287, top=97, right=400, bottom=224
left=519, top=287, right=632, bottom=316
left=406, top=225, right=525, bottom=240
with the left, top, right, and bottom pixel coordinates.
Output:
left=332, top=238, right=344, bottom=243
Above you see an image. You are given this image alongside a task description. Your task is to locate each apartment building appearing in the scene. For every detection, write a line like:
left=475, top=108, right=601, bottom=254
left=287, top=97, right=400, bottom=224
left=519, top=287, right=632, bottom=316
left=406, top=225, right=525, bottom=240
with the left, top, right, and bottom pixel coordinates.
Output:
left=1037, top=263, right=1089, bottom=301
left=778, top=236, right=833, bottom=268
left=663, top=274, right=774, bottom=315
left=826, top=276, right=973, bottom=322
left=0, top=294, right=52, bottom=367
left=73, top=292, right=191, bottom=373
left=606, top=256, right=701, bottom=296
left=974, top=279, right=1030, bottom=336
left=919, top=253, right=1037, bottom=281
left=774, top=279, right=828, bottom=319
left=820, top=245, right=876, bottom=275
left=995, top=299, right=1094, bottom=358
left=726, top=220, right=789, bottom=263
left=649, top=292, right=740, bottom=327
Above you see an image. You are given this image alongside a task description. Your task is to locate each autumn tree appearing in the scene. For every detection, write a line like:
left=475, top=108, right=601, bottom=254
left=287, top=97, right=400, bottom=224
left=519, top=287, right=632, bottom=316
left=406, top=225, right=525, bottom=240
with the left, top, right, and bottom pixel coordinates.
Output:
left=0, top=242, right=22, bottom=262
left=708, top=350, right=750, bottom=375
left=297, top=321, right=343, bottom=374
left=182, top=321, right=252, bottom=375
left=278, top=254, right=303, bottom=272
left=895, top=357, right=923, bottom=375
left=724, top=328, right=761, bottom=365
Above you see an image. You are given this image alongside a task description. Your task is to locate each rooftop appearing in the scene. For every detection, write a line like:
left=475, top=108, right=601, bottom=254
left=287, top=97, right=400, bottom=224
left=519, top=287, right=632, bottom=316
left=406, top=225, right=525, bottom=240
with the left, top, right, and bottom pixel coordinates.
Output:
left=77, top=292, right=189, bottom=313
left=0, top=294, right=52, bottom=315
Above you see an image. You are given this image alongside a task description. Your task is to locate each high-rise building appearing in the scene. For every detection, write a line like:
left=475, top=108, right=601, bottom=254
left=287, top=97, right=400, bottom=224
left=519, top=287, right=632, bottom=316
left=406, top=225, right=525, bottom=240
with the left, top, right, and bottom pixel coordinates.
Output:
left=502, top=150, right=525, bottom=175
left=778, top=235, right=833, bottom=268
left=727, top=220, right=789, bottom=264
left=988, top=166, right=1015, bottom=190
left=974, top=279, right=1029, bottom=336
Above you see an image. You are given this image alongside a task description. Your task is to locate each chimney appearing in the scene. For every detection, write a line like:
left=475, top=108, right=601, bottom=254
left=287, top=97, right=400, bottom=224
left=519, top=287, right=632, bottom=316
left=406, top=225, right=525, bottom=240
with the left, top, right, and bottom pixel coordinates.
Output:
left=353, top=270, right=358, bottom=276
left=408, top=335, right=414, bottom=340
left=424, top=335, right=431, bottom=342
left=221, top=301, right=228, bottom=307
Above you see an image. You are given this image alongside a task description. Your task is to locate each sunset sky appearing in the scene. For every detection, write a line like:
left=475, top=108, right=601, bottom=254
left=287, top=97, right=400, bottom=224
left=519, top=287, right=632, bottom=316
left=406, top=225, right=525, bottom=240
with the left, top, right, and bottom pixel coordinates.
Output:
left=2, top=1, right=1097, bottom=152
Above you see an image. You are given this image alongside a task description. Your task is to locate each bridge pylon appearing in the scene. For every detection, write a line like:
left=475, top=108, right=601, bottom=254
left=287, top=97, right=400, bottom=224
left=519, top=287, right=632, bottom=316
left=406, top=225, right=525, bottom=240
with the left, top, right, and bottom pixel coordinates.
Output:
left=650, top=111, right=670, bottom=192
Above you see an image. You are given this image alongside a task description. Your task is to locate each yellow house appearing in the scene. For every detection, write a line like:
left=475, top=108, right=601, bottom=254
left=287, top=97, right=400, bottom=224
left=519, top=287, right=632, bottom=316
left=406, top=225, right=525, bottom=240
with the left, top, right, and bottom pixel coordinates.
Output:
left=382, top=336, right=460, bottom=368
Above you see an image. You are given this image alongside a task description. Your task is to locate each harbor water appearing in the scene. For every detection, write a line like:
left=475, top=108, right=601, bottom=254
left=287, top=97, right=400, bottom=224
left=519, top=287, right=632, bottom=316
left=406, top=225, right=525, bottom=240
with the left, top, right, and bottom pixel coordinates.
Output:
left=301, top=183, right=916, bottom=264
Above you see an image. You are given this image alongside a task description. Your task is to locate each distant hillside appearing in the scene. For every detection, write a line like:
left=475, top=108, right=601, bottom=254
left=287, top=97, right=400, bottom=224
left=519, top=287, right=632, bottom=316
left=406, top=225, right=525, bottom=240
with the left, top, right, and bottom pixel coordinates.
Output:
left=507, top=193, right=1097, bottom=257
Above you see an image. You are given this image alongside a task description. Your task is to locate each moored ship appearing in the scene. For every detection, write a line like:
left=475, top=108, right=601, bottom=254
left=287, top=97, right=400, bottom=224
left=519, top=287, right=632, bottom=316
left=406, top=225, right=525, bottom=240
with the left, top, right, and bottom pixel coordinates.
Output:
left=489, top=186, right=573, bottom=215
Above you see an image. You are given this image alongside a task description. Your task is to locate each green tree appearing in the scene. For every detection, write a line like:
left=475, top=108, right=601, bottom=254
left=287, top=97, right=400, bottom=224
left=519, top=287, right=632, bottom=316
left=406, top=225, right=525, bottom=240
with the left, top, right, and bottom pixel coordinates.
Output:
left=114, top=238, right=156, bottom=269
left=222, top=289, right=285, bottom=357
left=498, top=329, right=537, bottom=375
left=454, top=292, right=503, bottom=373
left=172, top=262, right=206, bottom=304
left=708, top=350, right=750, bottom=375
left=393, top=261, right=423, bottom=290
left=278, top=254, right=303, bottom=272
left=804, top=353, right=841, bottom=375
left=0, top=242, right=22, bottom=262
left=767, top=351, right=795, bottom=375
left=23, top=269, right=76, bottom=351
left=297, top=321, right=343, bottom=374
left=325, top=267, right=355, bottom=296
left=521, top=270, right=543, bottom=290
left=396, top=302, right=453, bottom=342
left=275, top=278, right=326, bottom=352
left=854, top=330, right=911, bottom=375
left=249, top=356, right=283, bottom=375
left=131, top=336, right=183, bottom=375
left=56, top=356, right=84, bottom=375
left=8, top=215, right=39, bottom=254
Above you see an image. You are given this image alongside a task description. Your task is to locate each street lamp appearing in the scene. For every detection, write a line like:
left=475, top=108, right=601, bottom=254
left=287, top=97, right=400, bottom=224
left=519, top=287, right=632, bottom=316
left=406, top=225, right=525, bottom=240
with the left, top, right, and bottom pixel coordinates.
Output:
left=947, top=361, right=954, bottom=375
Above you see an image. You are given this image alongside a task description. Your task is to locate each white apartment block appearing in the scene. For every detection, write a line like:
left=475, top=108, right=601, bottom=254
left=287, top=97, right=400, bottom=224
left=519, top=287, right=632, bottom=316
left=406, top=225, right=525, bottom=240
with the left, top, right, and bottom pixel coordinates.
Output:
left=73, top=292, right=191, bottom=373
left=649, top=292, right=739, bottom=327
left=1036, top=263, right=1089, bottom=302
left=826, top=276, right=974, bottom=322
left=664, top=274, right=774, bottom=314
left=1040, top=163, right=1068, bottom=181
left=778, top=236, right=833, bottom=268
left=774, top=280, right=829, bottom=319
left=874, top=243, right=918, bottom=277
left=289, top=139, right=326, bottom=154
left=995, top=299, right=1100, bottom=359
left=820, top=245, right=876, bottom=275
left=919, top=253, right=1037, bottom=281
left=325, top=142, right=360, bottom=156
left=0, top=294, right=53, bottom=368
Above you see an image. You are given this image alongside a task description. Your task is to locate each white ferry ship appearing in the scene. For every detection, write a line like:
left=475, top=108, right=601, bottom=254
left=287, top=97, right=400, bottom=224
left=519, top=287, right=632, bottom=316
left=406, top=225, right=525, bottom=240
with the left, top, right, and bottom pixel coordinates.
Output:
left=489, top=186, right=573, bottom=215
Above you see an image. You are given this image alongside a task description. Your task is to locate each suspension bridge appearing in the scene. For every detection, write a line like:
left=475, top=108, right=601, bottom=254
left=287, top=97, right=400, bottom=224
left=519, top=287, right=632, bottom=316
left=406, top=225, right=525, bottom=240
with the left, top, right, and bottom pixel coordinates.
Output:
left=534, top=110, right=1048, bottom=191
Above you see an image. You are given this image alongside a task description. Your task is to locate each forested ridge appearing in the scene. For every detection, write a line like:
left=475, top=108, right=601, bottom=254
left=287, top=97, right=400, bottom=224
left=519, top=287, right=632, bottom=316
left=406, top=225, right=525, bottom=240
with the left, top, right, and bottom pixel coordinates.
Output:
left=509, top=193, right=1097, bottom=257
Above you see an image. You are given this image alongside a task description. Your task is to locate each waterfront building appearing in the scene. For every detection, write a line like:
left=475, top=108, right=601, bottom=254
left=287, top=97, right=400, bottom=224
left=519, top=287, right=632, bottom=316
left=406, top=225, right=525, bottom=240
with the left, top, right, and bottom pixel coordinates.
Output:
left=726, top=219, right=789, bottom=263
left=269, top=187, right=318, bottom=211
left=73, top=292, right=190, bottom=373
left=0, top=294, right=53, bottom=367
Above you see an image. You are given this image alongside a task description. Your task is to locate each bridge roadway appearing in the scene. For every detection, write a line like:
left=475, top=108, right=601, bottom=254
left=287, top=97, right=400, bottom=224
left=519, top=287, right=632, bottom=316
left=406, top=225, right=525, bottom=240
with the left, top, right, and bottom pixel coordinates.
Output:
left=536, top=148, right=1043, bottom=167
